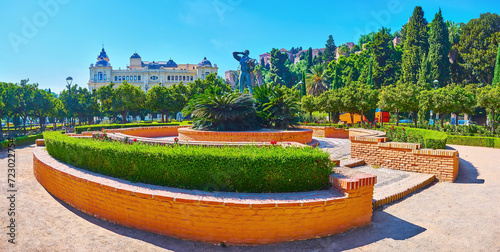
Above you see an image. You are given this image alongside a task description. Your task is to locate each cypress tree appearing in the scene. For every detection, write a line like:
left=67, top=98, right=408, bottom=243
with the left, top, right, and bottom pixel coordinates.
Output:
left=493, top=43, right=500, bottom=87
left=322, top=35, right=337, bottom=63
left=428, top=9, right=451, bottom=87
left=301, top=70, right=307, bottom=95
left=367, top=59, right=374, bottom=87
left=401, top=6, right=429, bottom=85
left=418, top=53, right=431, bottom=89
left=306, top=47, right=313, bottom=69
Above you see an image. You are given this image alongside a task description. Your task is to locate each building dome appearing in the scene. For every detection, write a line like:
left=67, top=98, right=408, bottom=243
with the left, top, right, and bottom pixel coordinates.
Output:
left=98, top=48, right=108, bottom=60
left=165, top=59, right=177, bottom=68
left=95, top=59, right=110, bottom=67
left=197, top=57, right=212, bottom=67
left=130, top=52, right=141, bottom=58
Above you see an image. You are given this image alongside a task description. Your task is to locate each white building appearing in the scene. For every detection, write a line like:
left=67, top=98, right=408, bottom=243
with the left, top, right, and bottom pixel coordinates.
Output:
left=88, top=48, right=218, bottom=92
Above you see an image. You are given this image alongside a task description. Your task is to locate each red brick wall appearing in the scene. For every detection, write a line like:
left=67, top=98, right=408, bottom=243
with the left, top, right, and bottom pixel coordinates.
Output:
left=178, top=128, right=313, bottom=144
left=297, top=126, right=349, bottom=138
left=33, top=147, right=375, bottom=245
left=350, top=137, right=459, bottom=182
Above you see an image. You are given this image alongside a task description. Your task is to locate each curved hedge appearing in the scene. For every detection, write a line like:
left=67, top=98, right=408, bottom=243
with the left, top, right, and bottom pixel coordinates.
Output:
left=43, top=132, right=332, bottom=193
left=447, top=135, right=500, bottom=148
left=1, top=134, right=43, bottom=149
left=75, top=122, right=181, bottom=133
left=386, top=127, right=447, bottom=149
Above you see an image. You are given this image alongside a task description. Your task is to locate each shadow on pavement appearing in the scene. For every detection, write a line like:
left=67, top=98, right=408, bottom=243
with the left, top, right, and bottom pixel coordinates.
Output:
left=454, top=157, right=485, bottom=184
left=47, top=191, right=426, bottom=252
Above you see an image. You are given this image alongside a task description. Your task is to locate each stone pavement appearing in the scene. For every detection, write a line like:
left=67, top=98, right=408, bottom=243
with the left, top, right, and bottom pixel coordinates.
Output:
left=0, top=144, right=499, bottom=251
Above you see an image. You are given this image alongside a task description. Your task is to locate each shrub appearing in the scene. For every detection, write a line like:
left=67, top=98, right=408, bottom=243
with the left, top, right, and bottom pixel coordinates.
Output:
left=1, top=134, right=43, bottom=149
left=43, top=132, right=332, bottom=193
left=447, top=135, right=499, bottom=148
left=75, top=122, right=180, bottom=133
left=385, top=126, right=447, bottom=149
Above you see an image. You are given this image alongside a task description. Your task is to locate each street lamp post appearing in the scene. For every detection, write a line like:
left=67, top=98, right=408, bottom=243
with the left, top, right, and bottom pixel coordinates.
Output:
left=66, top=76, right=73, bottom=128
left=298, top=81, right=303, bottom=123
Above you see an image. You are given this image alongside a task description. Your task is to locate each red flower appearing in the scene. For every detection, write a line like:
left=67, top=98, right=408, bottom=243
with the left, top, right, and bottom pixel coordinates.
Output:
left=101, top=127, right=104, bottom=131
left=270, top=140, right=277, bottom=145
left=133, top=138, right=137, bottom=142
left=402, top=127, right=405, bottom=130
left=114, top=128, right=117, bottom=129
left=305, top=122, right=308, bottom=125
left=174, top=137, right=179, bottom=143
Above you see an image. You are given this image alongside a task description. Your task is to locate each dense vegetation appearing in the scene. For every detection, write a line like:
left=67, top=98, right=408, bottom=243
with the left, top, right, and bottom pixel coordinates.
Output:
left=43, top=131, right=332, bottom=193
left=2, top=6, right=500, bottom=140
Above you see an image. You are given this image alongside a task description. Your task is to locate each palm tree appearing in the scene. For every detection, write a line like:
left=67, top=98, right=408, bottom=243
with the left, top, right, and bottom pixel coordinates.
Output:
left=184, top=93, right=260, bottom=131
left=306, top=64, right=329, bottom=96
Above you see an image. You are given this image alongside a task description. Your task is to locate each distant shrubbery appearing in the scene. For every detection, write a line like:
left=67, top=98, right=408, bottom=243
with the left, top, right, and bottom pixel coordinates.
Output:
left=43, top=132, right=332, bottom=193
left=75, top=122, right=181, bottom=133
left=0, top=134, right=43, bottom=149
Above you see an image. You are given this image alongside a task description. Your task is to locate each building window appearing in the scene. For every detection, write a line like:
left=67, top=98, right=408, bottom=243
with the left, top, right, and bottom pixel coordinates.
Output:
left=115, top=76, right=117, bottom=81
left=98, top=72, right=103, bottom=81
left=122, top=76, right=125, bottom=81
left=94, top=74, right=97, bottom=81
left=126, top=76, right=129, bottom=81
left=206, top=72, right=210, bottom=77
left=202, top=74, right=204, bottom=79
left=138, top=76, right=141, bottom=81
left=175, top=76, right=178, bottom=81
left=190, top=76, right=193, bottom=81
left=167, top=76, right=170, bottom=81
left=104, top=74, right=107, bottom=80
left=183, top=76, right=186, bottom=81
left=119, top=76, right=122, bottom=81
left=134, top=76, right=137, bottom=81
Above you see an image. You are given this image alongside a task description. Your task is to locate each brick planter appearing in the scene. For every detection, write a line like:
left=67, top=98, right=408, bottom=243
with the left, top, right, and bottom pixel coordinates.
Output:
left=178, top=127, right=313, bottom=144
left=33, top=146, right=376, bottom=245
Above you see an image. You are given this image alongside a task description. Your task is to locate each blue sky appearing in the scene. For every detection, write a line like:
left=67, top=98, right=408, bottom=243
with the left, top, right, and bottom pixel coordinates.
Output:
left=1, top=0, right=499, bottom=93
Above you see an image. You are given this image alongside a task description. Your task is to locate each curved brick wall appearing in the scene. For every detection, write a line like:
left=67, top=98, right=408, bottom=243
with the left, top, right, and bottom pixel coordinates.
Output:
left=178, top=128, right=313, bottom=144
left=33, top=145, right=376, bottom=245
left=100, top=125, right=190, bottom=138
left=297, top=126, right=350, bottom=138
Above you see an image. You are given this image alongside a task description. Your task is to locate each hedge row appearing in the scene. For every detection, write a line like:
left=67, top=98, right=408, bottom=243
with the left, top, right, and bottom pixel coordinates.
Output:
left=75, top=122, right=181, bottom=133
left=43, top=132, right=332, bottom=193
left=1, top=134, right=43, bottom=149
left=388, top=127, right=448, bottom=149
left=447, top=135, right=500, bottom=148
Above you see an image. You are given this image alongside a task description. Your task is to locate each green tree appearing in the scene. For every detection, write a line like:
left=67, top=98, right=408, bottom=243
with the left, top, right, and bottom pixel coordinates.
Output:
left=48, top=97, right=65, bottom=130
left=269, top=48, right=296, bottom=87
left=401, top=6, right=429, bottom=85
left=355, top=82, right=378, bottom=124
left=366, top=59, right=374, bottom=88
left=477, top=85, right=500, bottom=131
left=493, top=43, right=500, bottom=87
left=301, top=95, right=317, bottom=120
left=169, top=83, right=189, bottom=118
left=146, top=85, right=172, bottom=123
left=322, top=35, right=337, bottom=63
left=306, top=64, right=329, bottom=96
left=450, top=84, right=476, bottom=126
left=430, top=86, right=455, bottom=127
left=455, top=12, right=500, bottom=84
left=15, top=81, right=36, bottom=134
left=341, top=84, right=361, bottom=124
left=31, top=89, right=53, bottom=131
left=417, top=53, right=431, bottom=89
left=428, top=9, right=451, bottom=86
left=378, top=84, right=400, bottom=126
left=114, top=81, right=145, bottom=124
left=318, top=90, right=342, bottom=122
left=96, top=83, right=116, bottom=121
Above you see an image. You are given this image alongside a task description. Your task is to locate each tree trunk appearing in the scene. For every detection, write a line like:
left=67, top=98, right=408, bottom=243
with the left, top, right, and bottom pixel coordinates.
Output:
left=122, top=112, right=127, bottom=124
left=441, top=116, right=444, bottom=128
left=0, top=113, right=3, bottom=139
left=455, top=112, right=459, bottom=128
left=492, top=109, right=495, bottom=132
left=6, top=116, right=10, bottom=135
left=414, top=110, right=418, bottom=127
left=161, top=113, right=165, bottom=123
left=309, top=111, right=312, bottom=121
left=396, top=110, right=400, bottom=126
left=361, top=110, right=365, bottom=125
left=22, top=116, right=27, bottom=135
left=350, top=113, right=354, bottom=125
left=165, top=111, right=169, bottom=123
left=53, top=117, right=57, bottom=131
left=381, top=110, right=384, bottom=127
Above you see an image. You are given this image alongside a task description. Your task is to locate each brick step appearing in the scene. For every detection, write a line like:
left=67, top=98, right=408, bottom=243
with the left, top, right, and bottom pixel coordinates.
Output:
left=340, top=158, right=366, bottom=168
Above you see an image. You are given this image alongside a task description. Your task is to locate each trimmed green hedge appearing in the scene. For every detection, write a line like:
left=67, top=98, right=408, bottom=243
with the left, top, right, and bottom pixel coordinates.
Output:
left=75, top=122, right=180, bottom=133
left=1, top=134, right=43, bottom=149
left=447, top=135, right=500, bottom=148
left=387, top=127, right=448, bottom=149
left=43, top=132, right=332, bottom=193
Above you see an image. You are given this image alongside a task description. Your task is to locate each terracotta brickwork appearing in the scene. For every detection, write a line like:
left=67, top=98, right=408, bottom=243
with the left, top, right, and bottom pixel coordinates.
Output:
left=350, top=137, right=459, bottom=182
left=297, top=126, right=349, bottom=138
left=178, top=128, right=313, bottom=144
left=33, top=147, right=375, bottom=245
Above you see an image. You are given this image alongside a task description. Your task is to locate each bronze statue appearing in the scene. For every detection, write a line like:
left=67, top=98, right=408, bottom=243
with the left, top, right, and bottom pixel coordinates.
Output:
left=233, top=50, right=256, bottom=93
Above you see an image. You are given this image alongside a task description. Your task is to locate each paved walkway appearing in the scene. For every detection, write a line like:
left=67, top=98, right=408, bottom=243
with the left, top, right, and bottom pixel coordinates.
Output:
left=1, top=144, right=499, bottom=251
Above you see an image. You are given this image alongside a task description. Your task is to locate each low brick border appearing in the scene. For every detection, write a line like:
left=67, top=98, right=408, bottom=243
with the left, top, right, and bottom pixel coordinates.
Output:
left=297, top=126, right=350, bottom=138
left=33, top=146, right=377, bottom=245
left=372, top=175, right=436, bottom=209
left=351, top=137, right=459, bottom=182
left=178, top=127, right=313, bottom=144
